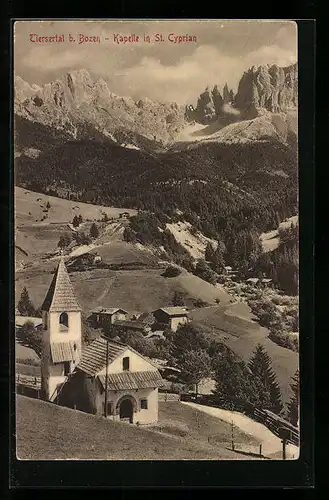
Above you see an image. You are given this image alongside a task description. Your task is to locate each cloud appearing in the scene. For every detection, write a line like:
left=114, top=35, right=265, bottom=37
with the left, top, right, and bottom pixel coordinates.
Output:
left=23, top=46, right=86, bottom=71
left=117, top=43, right=297, bottom=104
left=247, top=44, right=297, bottom=67
left=16, top=21, right=297, bottom=105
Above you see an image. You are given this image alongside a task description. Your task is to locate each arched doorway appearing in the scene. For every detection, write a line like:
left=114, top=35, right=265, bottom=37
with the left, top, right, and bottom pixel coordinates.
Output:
left=119, top=398, right=133, bottom=423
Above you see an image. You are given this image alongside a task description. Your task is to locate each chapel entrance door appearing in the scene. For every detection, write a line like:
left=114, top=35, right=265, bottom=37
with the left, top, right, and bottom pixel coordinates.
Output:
left=119, top=398, right=133, bottom=423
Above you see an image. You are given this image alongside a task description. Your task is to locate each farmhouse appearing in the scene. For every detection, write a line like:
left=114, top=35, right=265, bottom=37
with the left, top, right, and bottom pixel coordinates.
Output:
left=153, top=307, right=189, bottom=332
left=15, top=316, right=43, bottom=330
left=91, top=307, right=129, bottom=327
left=37, top=256, right=163, bottom=424
left=114, top=319, right=151, bottom=336
left=119, top=212, right=130, bottom=220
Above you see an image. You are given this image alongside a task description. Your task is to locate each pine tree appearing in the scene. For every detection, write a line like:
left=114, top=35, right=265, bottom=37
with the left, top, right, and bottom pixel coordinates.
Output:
left=248, top=344, right=283, bottom=414
left=58, top=233, right=72, bottom=249
left=72, top=215, right=80, bottom=228
left=170, top=323, right=209, bottom=364
left=172, top=290, right=186, bottom=306
left=89, top=223, right=99, bottom=239
left=205, top=242, right=215, bottom=262
left=17, top=287, right=36, bottom=316
left=287, top=369, right=299, bottom=426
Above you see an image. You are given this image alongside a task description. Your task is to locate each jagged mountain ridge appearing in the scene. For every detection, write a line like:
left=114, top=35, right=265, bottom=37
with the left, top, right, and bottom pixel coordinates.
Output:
left=186, top=63, right=297, bottom=124
left=14, top=69, right=186, bottom=153
left=15, top=63, right=297, bottom=156
left=234, top=63, right=298, bottom=118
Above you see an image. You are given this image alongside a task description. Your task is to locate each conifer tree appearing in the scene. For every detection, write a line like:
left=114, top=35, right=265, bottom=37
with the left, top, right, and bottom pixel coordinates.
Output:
left=287, top=369, right=299, bottom=426
left=89, top=222, right=99, bottom=239
left=17, top=287, right=36, bottom=317
left=58, top=233, right=72, bottom=249
left=248, top=344, right=283, bottom=414
left=72, top=215, right=80, bottom=228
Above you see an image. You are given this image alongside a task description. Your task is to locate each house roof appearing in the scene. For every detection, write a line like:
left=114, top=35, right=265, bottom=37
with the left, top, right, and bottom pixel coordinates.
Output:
left=78, top=337, right=126, bottom=375
left=50, top=341, right=77, bottom=363
left=98, top=371, right=163, bottom=391
left=41, top=257, right=81, bottom=312
left=138, top=312, right=155, bottom=325
left=93, top=307, right=128, bottom=315
left=246, top=278, right=259, bottom=284
left=261, top=278, right=272, bottom=283
left=15, top=316, right=43, bottom=328
left=156, top=307, right=188, bottom=317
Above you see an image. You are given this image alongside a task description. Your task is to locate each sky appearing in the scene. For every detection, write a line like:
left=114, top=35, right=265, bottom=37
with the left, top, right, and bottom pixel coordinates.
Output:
left=14, top=20, right=298, bottom=105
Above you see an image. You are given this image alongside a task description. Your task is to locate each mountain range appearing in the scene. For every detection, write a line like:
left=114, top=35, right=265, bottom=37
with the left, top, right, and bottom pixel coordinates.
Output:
left=14, top=63, right=297, bottom=155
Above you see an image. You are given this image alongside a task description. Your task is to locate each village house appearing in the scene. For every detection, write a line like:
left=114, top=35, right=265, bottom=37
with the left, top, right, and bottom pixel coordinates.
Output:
left=15, top=316, right=43, bottom=330
left=119, top=212, right=130, bottom=220
left=70, top=251, right=102, bottom=270
left=114, top=319, right=151, bottom=336
left=91, top=307, right=129, bottom=328
left=36, top=256, right=163, bottom=424
left=137, top=312, right=156, bottom=328
left=153, top=307, right=189, bottom=332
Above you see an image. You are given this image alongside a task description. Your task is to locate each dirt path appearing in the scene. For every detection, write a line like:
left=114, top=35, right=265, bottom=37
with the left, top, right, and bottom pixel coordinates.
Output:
left=182, top=402, right=299, bottom=459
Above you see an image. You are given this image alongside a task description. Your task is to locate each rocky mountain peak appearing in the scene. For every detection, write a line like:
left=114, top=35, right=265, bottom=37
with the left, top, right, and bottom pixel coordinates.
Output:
left=14, top=70, right=187, bottom=152
left=234, top=63, right=298, bottom=117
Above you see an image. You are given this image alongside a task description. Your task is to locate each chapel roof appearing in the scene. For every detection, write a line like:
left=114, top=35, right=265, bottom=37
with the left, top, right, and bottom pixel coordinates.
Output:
left=77, top=336, right=159, bottom=376
left=98, top=370, right=163, bottom=391
left=41, top=257, right=81, bottom=313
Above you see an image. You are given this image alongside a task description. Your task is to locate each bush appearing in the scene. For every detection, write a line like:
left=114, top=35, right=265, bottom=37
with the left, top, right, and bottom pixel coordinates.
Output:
left=172, top=290, right=186, bottom=306
left=163, top=265, right=181, bottom=278
left=193, top=299, right=209, bottom=308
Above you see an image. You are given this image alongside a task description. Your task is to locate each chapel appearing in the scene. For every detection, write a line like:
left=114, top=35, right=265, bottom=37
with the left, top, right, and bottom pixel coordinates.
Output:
left=40, top=256, right=163, bottom=424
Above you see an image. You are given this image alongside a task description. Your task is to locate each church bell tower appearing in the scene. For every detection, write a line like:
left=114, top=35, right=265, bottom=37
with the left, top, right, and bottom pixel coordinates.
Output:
left=40, top=256, right=82, bottom=401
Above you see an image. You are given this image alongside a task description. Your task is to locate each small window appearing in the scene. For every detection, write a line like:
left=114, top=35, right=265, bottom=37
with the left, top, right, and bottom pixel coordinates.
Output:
left=63, top=361, right=70, bottom=376
left=140, top=399, right=148, bottom=410
left=122, top=357, right=130, bottom=371
left=59, top=312, right=69, bottom=328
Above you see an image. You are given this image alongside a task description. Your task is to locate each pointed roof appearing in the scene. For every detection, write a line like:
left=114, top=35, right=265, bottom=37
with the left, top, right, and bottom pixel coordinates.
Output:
left=41, top=257, right=81, bottom=312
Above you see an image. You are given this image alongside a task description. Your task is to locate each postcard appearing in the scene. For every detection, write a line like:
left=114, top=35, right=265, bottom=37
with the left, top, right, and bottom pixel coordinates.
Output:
left=14, top=19, right=299, bottom=462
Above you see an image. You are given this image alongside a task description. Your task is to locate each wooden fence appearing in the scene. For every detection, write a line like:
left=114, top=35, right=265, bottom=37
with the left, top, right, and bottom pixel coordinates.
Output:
left=158, top=392, right=181, bottom=402
left=253, top=408, right=299, bottom=446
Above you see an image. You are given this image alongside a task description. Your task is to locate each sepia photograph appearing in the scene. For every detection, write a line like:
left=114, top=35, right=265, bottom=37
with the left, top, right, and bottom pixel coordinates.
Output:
left=13, top=19, right=299, bottom=462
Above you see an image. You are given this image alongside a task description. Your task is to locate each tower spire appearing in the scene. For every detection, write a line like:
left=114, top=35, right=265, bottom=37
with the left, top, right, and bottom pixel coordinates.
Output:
left=41, top=256, right=81, bottom=312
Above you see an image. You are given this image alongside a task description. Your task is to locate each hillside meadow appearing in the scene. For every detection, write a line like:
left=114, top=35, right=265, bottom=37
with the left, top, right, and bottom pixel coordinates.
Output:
left=16, top=396, right=260, bottom=460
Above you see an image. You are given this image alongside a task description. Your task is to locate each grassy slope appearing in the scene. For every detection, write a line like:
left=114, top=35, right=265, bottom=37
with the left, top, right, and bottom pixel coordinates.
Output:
left=16, top=395, right=257, bottom=460
left=15, top=187, right=138, bottom=263
left=190, top=303, right=298, bottom=403
left=155, top=401, right=260, bottom=447
left=15, top=265, right=231, bottom=315
left=15, top=187, right=137, bottom=225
